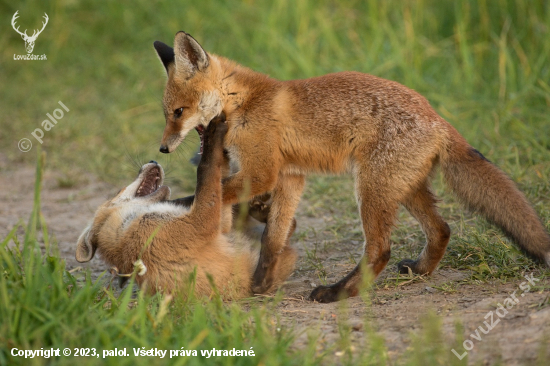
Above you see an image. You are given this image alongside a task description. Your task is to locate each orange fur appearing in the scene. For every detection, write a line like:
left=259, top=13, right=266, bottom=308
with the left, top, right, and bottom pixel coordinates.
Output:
left=154, top=33, right=550, bottom=303
left=76, top=117, right=296, bottom=299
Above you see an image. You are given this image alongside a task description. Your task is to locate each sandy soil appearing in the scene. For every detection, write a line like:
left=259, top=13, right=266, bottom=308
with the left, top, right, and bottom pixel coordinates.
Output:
left=1, top=161, right=549, bottom=365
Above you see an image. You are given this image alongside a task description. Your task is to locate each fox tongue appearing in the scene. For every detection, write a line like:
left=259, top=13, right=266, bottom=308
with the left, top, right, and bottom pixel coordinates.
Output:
left=136, top=167, right=161, bottom=197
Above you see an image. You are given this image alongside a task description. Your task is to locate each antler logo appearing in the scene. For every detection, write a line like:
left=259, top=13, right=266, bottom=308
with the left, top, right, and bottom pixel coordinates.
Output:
left=11, top=11, right=48, bottom=54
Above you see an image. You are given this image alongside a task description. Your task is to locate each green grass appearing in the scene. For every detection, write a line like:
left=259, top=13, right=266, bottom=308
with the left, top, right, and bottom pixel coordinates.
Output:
left=3, top=0, right=550, bottom=189
left=0, top=154, right=475, bottom=365
left=0, top=153, right=308, bottom=366
left=2, top=0, right=550, bottom=364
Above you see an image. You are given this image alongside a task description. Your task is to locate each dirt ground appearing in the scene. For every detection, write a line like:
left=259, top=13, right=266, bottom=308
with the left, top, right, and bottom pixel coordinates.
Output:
left=1, top=160, right=549, bottom=366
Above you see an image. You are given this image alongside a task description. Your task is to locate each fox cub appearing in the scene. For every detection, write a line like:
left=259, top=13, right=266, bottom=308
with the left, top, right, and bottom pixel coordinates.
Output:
left=75, top=115, right=296, bottom=298
left=153, top=32, right=550, bottom=302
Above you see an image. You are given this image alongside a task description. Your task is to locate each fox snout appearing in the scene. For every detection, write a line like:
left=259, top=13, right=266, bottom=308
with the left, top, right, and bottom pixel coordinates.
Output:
left=159, top=137, right=178, bottom=153
left=159, top=129, right=181, bottom=154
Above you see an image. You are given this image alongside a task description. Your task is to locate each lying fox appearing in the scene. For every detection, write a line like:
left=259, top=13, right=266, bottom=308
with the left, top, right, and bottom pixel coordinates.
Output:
left=75, top=115, right=296, bottom=298
left=153, top=32, right=550, bottom=303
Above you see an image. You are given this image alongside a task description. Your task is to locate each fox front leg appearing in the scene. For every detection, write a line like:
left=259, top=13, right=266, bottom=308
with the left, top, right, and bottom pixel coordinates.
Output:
left=170, top=146, right=233, bottom=208
left=187, top=115, right=228, bottom=234
left=252, top=173, right=305, bottom=294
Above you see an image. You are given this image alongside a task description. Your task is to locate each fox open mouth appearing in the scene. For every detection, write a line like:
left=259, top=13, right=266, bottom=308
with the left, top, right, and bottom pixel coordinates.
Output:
left=196, top=125, right=205, bottom=154
left=136, top=166, right=162, bottom=197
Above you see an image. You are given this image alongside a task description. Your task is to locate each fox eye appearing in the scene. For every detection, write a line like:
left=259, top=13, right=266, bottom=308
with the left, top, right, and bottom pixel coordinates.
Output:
left=174, top=107, right=184, bottom=117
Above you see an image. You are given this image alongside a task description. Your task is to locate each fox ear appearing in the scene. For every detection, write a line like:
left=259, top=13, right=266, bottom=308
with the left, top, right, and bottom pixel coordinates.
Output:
left=173, top=31, right=209, bottom=79
left=153, top=41, right=175, bottom=74
left=75, top=225, right=97, bottom=263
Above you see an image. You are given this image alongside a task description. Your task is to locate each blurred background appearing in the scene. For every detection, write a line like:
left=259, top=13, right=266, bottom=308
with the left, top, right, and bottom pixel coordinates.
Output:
left=1, top=0, right=549, bottom=197
left=1, top=3, right=550, bottom=363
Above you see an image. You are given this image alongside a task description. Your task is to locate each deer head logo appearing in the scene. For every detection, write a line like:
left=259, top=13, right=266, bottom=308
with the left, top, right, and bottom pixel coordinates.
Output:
left=11, top=11, right=49, bottom=54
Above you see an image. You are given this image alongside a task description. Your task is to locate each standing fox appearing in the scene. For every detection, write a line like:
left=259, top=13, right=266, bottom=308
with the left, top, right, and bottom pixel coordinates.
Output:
left=154, top=32, right=550, bottom=303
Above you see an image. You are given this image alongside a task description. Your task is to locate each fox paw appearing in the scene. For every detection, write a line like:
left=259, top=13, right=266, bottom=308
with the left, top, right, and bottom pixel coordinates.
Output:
left=397, top=259, right=420, bottom=275
left=205, top=112, right=228, bottom=138
left=251, top=278, right=273, bottom=295
left=251, top=261, right=274, bottom=294
left=309, top=285, right=351, bottom=303
left=248, top=199, right=271, bottom=223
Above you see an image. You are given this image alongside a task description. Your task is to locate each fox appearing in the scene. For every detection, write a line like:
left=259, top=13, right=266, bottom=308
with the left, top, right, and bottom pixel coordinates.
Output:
left=75, top=115, right=297, bottom=298
left=153, top=31, right=550, bottom=303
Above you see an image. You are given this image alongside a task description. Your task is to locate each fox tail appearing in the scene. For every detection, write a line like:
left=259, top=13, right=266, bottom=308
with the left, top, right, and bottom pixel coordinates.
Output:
left=440, top=129, right=550, bottom=267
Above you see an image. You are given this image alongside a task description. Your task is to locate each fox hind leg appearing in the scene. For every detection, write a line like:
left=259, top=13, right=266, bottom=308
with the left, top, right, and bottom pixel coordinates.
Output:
left=310, top=182, right=400, bottom=303
left=398, top=181, right=451, bottom=275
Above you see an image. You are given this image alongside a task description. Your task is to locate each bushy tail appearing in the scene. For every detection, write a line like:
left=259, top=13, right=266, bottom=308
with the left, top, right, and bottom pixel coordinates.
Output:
left=440, top=133, right=550, bottom=267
